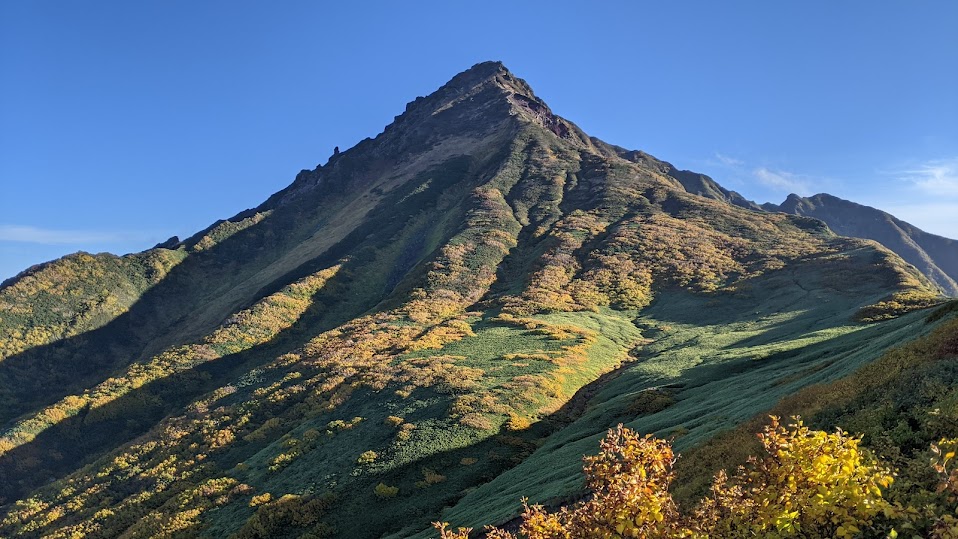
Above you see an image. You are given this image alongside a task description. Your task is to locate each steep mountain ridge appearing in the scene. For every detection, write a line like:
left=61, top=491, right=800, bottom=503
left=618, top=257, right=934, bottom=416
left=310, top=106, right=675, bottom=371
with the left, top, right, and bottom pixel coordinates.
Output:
left=666, top=168, right=958, bottom=297
left=765, top=193, right=958, bottom=296
left=604, top=145, right=764, bottom=211
left=0, top=62, right=948, bottom=538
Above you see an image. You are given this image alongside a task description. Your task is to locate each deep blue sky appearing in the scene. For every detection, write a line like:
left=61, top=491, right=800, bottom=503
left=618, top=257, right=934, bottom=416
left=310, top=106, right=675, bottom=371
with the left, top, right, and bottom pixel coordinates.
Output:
left=2, top=2, right=956, bottom=280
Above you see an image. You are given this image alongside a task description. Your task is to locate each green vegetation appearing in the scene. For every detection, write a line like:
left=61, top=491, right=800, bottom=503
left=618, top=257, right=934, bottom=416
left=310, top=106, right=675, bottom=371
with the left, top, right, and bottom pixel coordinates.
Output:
left=425, top=287, right=945, bottom=536
left=0, top=249, right=185, bottom=361
left=436, top=303, right=958, bottom=539
left=0, top=263, right=342, bottom=469
left=0, top=61, right=950, bottom=538
left=187, top=212, right=271, bottom=252
left=439, top=418, right=958, bottom=538
left=672, top=302, right=958, bottom=514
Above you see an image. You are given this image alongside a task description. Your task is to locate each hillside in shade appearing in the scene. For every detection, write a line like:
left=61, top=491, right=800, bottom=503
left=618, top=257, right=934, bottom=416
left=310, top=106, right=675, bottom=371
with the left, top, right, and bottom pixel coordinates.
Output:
left=0, top=62, right=953, bottom=539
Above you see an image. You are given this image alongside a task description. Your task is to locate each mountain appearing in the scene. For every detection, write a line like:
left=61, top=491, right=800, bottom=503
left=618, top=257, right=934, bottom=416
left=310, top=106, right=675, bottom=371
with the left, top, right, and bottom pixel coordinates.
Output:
left=762, top=193, right=958, bottom=296
left=666, top=174, right=958, bottom=297
left=609, top=148, right=764, bottom=212
left=0, top=62, right=952, bottom=538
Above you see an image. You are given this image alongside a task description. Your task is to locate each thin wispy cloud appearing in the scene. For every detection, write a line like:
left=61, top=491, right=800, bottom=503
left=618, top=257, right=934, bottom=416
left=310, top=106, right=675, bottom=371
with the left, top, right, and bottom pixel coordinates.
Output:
left=0, top=225, right=144, bottom=245
left=753, top=167, right=809, bottom=193
left=705, top=152, right=817, bottom=195
left=713, top=152, right=744, bottom=167
left=895, top=157, right=958, bottom=197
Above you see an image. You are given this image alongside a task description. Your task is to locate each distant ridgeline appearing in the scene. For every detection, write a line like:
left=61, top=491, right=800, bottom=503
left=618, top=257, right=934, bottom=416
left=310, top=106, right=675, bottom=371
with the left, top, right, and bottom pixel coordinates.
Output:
left=0, top=62, right=955, bottom=538
left=663, top=165, right=958, bottom=297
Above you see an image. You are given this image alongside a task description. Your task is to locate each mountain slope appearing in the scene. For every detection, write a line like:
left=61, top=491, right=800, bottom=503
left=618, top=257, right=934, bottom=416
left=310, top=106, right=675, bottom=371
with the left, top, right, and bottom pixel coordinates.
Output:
left=764, top=193, right=958, bottom=296
left=652, top=167, right=958, bottom=298
left=0, top=249, right=185, bottom=362
left=0, top=62, right=946, bottom=539
left=605, top=146, right=764, bottom=212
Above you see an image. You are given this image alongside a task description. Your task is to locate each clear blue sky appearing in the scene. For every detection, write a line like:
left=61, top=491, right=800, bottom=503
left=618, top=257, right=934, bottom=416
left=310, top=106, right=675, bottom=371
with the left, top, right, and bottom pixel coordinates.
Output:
left=2, top=1, right=956, bottom=281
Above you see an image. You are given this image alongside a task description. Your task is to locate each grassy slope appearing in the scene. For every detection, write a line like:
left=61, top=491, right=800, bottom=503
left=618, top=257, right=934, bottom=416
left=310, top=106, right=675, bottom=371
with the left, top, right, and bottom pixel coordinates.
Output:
left=196, top=308, right=643, bottom=538
left=772, top=193, right=958, bottom=296
left=0, top=249, right=186, bottom=362
left=426, top=256, right=943, bottom=535
left=670, top=300, right=958, bottom=510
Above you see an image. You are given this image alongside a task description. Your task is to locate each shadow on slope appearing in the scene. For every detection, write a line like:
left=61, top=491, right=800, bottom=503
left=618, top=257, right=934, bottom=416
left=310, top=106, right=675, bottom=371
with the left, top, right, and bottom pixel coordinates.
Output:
left=0, top=152, right=486, bottom=431
left=419, top=268, right=941, bottom=535
left=0, top=153, right=505, bottom=514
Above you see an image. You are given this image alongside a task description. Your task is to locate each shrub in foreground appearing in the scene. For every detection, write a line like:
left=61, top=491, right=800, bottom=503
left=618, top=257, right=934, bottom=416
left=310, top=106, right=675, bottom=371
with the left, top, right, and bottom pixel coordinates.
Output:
left=437, top=417, right=958, bottom=538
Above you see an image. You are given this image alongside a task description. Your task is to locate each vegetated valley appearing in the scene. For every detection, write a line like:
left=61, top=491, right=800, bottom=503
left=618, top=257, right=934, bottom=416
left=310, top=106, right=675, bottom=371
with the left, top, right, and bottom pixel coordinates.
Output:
left=1, top=62, right=956, bottom=538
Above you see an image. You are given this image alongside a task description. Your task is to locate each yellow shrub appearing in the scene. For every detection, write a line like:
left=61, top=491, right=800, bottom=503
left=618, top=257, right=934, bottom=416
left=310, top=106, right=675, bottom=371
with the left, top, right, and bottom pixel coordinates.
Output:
left=694, top=416, right=893, bottom=538
left=471, top=419, right=896, bottom=539
left=504, top=413, right=532, bottom=431
left=249, top=493, right=272, bottom=507
left=357, top=450, right=378, bottom=464
left=374, top=483, right=399, bottom=499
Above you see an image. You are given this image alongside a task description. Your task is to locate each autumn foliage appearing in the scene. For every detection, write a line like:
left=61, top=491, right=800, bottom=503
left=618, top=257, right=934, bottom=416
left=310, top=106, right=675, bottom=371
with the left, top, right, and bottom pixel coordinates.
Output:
left=694, top=417, right=892, bottom=538
left=437, top=418, right=958, bottom=538
left=0, top=86, right=947, bottom=539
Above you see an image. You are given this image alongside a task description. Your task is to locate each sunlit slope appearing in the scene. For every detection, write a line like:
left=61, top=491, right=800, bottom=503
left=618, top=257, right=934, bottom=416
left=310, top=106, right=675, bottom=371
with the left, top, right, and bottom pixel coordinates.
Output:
left=0, top=61, right=523, bottom=438
left=427, top=253, right=944, bottom=535
left=0, top=62, right=945, bottom=538
left=660, top=162, right=958, bottom=298
left=0, top=249, right=186, bottom=362
left=770, top=193, right=958, bottom=296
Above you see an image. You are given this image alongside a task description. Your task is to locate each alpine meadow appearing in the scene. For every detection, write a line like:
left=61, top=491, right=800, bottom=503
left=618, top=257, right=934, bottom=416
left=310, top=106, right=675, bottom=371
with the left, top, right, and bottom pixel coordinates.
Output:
left=2, top=62, right=958, bottom=538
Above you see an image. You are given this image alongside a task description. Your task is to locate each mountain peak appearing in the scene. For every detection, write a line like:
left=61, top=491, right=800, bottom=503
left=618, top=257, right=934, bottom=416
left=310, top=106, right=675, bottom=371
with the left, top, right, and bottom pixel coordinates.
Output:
left=2, top=60, right=953, bottom=539
left=396, top=61, right=516, bottom=117
left=444, top=60, right=512, bottom=90
left=270, top=62, right=589, bottom=207
left=431, top=60, right=538, bottom=101
left=388, top=61, right=588, bottom=144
